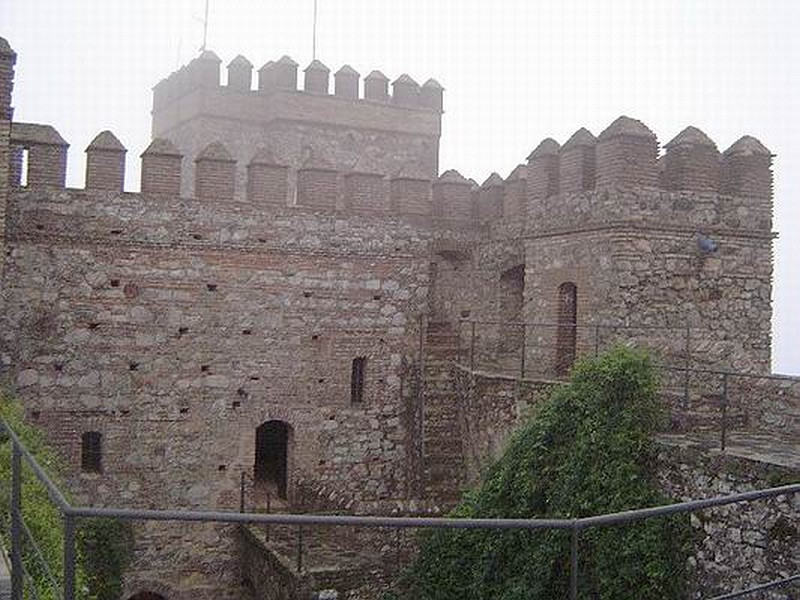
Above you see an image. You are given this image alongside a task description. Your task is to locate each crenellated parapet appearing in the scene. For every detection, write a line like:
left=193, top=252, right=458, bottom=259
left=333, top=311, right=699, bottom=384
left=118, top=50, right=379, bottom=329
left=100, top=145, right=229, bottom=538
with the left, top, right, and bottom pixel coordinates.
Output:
left=478, top=173, right=504, bottom=221
left=152, top=51, right=443, bottom=113
left=6, top=114, right=773, bottom=236
left=10, top=122, right=69, bottom=188
left=503, top=165, right=527, bottom=220
left=297, top=156, right=339, bottom=210
left=519, top=116, right=773, bottom=212
left=527, top=138, right=560, bottom=207
left=152, top=52, right=444, bottom=197
left=141, top=138, right=182, bottom=196
left=247, top=148, right=288, bottom=205
left=227, top=55, right=253, bottom=91
left=85, top=130, right=126, bottom=191
left=559, top=128, right=596, bottom=194
left=195, top=142, right=236, bottom=201
left=596, top=116, right=659, bottom=188
left=663, top=126, right=720, bottom=192
left=0, top=36, right=16, bottom=120
left=720, top=136, right=773, bottom=200
left=434, top=170, right=472, bottom=222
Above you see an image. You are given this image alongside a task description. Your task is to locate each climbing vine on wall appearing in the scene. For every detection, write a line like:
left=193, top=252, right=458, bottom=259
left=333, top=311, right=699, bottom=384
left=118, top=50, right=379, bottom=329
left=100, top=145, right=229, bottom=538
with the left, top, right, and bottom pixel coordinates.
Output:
left=392, top=347, right=691, bottom=600
left=0, top=398, right=134, bottom=600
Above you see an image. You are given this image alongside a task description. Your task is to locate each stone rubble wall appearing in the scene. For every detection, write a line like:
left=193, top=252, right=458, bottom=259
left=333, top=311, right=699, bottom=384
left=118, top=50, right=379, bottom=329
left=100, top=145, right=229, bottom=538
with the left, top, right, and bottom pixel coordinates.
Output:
left=455, top=370, right=799, bottom=598
left=658, top=446, right=799, bottom=599
left=2, top=187, right=469, bottom=513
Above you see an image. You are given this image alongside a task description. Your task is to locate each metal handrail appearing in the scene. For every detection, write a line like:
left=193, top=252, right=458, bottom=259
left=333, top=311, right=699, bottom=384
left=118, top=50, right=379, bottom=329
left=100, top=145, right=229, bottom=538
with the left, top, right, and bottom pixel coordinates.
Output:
left=458, top=318, right=694, bottom=332
left=707, top=574, right=800, bottom=600
left=1, top=419, right=797, bottom=600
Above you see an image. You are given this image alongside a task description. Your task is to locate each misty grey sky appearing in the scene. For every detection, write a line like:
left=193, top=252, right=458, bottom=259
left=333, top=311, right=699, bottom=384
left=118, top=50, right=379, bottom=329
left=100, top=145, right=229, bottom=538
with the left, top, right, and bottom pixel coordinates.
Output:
left=2, top=0, right=799, bottom=373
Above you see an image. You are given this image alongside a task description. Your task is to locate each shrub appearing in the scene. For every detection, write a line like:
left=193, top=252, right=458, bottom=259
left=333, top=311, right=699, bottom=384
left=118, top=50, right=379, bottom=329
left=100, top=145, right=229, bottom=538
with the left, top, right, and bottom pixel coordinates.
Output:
left=395, top=347, right=690, bottom=600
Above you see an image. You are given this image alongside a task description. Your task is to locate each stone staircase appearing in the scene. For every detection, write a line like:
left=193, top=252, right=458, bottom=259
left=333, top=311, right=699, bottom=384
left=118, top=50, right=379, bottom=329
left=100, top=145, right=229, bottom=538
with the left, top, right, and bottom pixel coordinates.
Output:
left=241, top=470, right=417, bottom=600
left=421, top=321, right=466, bottom=506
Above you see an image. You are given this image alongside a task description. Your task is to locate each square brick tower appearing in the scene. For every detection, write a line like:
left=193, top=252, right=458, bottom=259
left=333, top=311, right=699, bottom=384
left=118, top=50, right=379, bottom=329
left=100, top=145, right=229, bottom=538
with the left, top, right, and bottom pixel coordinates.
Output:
left=151, top=52, right=443, bottom=200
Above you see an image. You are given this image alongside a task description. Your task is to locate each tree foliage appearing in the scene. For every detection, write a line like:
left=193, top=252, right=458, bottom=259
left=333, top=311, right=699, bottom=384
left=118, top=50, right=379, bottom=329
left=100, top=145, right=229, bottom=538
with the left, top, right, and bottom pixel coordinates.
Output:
left=395, top=347, right=690, bottom=600
left=0, top=397, right=134, bottom=600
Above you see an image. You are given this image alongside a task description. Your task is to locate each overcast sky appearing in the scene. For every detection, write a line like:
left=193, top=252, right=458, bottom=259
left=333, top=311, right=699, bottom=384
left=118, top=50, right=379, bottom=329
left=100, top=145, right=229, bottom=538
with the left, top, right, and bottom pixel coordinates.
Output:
left=2, top=0, right=799, bottom=373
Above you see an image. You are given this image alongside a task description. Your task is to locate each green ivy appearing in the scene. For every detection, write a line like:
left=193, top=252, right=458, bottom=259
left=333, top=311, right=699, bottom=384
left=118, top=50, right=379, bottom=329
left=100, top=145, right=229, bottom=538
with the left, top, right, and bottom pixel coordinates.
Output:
left=78, top=517, right=135, bottom=600
left=393, top=347, right=691, bottom=600
left=0, top=397, right=134, bottom=600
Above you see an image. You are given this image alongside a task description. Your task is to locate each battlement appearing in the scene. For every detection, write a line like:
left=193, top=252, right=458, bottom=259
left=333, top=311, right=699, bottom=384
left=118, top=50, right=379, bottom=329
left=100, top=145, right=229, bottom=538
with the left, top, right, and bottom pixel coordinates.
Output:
left=524, top=116, right=773, bottom=218
left=151, top=51, right=443, bottom=198
left=5, top=125, right=475, bottom=226
left=153, top=52, right=443, bottom=113
left=6, top=115, right=773, bottom=237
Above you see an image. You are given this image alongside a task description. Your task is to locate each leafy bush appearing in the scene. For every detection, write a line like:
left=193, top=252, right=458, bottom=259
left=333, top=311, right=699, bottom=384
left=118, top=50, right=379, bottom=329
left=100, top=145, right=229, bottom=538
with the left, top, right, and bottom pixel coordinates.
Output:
left=395, top=347, right=690, bottom=600
left=0, top=397, right=134, bottom=600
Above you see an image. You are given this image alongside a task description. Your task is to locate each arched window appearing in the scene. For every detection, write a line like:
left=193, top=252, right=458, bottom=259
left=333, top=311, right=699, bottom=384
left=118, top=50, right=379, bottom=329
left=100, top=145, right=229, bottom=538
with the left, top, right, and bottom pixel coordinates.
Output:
left=81, top=431, right=102, bottom=473
left=350, top=356, right=366, bottom=405
left=555, top=282, right=577, bottom=375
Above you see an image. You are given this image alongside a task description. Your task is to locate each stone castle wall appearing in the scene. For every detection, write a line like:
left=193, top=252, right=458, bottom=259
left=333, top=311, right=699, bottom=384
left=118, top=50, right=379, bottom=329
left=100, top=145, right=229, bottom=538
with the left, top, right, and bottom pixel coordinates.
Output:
left=0, top=34, right=786, bottom=600
left=1, top=183, right=473, bottom=512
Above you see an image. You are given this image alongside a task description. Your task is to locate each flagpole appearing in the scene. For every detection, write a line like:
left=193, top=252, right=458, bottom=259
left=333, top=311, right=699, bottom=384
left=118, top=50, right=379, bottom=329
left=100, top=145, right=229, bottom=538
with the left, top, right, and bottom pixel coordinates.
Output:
left=202, top=0, right=210, bottom=52
left=312, top=0, right=318, bottom=60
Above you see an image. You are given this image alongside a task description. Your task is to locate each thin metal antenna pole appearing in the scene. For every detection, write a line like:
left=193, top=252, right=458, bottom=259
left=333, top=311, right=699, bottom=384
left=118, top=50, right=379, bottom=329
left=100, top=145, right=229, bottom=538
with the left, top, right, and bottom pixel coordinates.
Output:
left=312, top=0, right=318, bottom=60
left=201, top=0, right=210, bottom=52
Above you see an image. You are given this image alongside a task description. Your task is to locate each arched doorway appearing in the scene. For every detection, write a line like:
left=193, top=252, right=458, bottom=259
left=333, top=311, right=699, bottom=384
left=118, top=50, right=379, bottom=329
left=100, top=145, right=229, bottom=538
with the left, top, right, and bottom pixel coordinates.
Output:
left=129, top=593, right=167, bottom=600
left=254, top=420, right=291, bottom=501
left=555, top=282, right=577, bottom=375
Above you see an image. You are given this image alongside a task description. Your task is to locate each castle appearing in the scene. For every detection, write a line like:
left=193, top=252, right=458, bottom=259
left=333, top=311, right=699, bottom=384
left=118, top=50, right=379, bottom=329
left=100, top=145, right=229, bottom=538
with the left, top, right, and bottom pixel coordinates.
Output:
left=0, top=35, right=792, bottom=599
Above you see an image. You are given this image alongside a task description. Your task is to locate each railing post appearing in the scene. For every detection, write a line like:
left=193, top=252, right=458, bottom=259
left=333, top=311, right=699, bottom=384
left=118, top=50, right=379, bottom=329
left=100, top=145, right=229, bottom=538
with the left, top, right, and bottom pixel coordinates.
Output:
left=239, top=472, right=246, bottom=513
left=470, top=321, right=476, bottom=371
left=11, top=443, right=23, bottom=600
left=63, top=513, right=76, bottom=600
left=720, top=373, right=729, bottom=451
left=265, top=492, right=271, bottom=542
left=296, top=524, right=304, bottom=574
left=570, top=524, right=579, bottom=600
left=418, top=314, right=425, bottom=377
left=395, top=527, right=402, bottom=571
left=683, top=326, right=691, bottom=408
left=594, top=325, right=601, bottom=357
left=456, top=320, right=462, bottom=365
left=519, top=323, right=526, bottom=379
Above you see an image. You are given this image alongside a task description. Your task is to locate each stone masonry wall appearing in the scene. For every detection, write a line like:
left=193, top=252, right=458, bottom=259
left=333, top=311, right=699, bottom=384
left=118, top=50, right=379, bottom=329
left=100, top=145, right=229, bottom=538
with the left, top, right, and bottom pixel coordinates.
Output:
left=1, top=187, right=457, bottom=511
left=455, top=371, right=799, bottom=598
left=658, top=445, right=798, bottom=598
left=0, top=180, right=480, bottom=597
left=522, top=187, right=773, bottom=375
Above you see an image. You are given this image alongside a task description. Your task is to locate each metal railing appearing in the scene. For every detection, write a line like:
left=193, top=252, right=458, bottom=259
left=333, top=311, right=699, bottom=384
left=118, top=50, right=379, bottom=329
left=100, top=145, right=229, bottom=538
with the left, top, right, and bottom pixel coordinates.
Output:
left=0, top=419, right=797, bottom=600
left=451, top=318, right=798, bottom=453
left=454, top=319, right=694, bottom=379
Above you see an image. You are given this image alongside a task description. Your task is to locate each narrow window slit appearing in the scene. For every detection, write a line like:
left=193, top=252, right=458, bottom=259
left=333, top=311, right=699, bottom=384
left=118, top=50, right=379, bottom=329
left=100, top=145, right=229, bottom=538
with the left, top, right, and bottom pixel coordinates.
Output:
left=81, top=431, right=102, bottom=473
left=350, top=356, right=366, bottom=405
